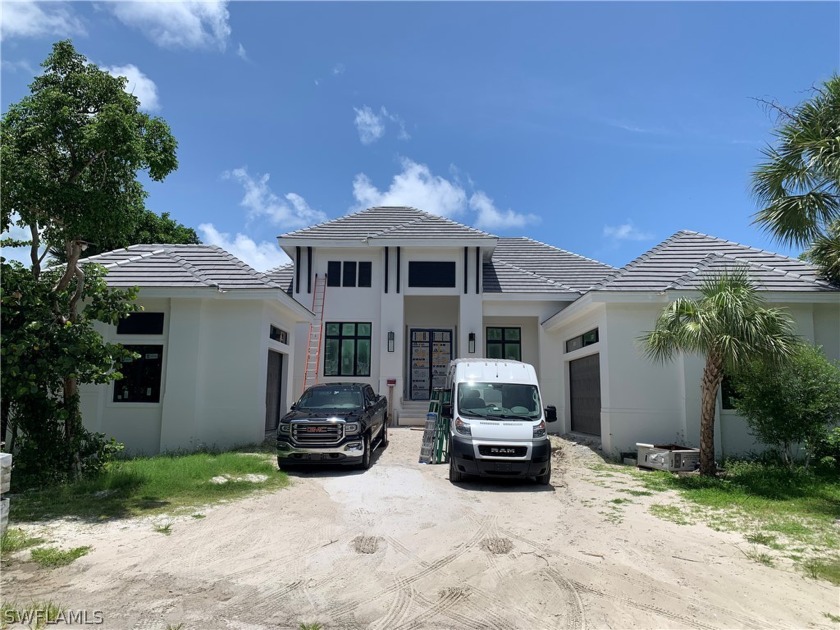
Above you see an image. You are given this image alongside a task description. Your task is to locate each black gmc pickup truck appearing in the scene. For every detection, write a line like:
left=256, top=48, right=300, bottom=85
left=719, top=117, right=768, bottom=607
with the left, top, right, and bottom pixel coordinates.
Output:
left=276, top=382, right=388, bottom=470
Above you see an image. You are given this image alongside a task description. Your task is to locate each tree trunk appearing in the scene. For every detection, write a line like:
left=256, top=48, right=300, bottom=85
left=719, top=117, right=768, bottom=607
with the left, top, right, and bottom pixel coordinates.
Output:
left=699, top=356, right=723, bottom=476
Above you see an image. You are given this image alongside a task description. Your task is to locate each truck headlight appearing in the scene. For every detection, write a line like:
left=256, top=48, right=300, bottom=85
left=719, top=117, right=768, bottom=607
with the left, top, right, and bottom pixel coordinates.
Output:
left=454, top=417, right=471, bottom=436
left=345, top=422, right=360, bottom=435
left=533, top=420, right=546, bottom=438
left=278, top=424, right=291, bottom=434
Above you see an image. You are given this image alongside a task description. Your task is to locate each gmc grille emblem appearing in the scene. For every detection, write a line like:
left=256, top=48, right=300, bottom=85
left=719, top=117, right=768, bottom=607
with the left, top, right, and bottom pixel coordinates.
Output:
left=305, top=426, right=329, bottom=433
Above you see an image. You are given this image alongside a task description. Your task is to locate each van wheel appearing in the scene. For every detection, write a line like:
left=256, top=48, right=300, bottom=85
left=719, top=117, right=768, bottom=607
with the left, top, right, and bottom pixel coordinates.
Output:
left=359, top=433, right=372, bottom=470
left=535, top=462, right=551, bottom=485
left=449, top=458, right=464, bottom=483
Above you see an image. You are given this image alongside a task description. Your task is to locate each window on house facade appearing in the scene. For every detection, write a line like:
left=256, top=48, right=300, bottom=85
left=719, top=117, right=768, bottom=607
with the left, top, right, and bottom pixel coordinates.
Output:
left=721, top=374, right=739, bottom=410
left=327, top=261, right=372, bottom=288
left=113, top=345, right=163, bottom=403
left=270, top=325, right=288, bottom=344
left=486, top=327, right=521, bottom=361
left=408, top=261, right=456, bottom=288
left=565, top=328, right=599, bottom=353
left=116, top=312, right=164, bottom=335
left=324, top=323, right=371, bottom=376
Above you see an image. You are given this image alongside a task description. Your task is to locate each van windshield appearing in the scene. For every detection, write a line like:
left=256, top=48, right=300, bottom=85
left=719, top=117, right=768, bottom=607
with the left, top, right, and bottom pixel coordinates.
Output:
left=457, top=383, right=541, bottom=420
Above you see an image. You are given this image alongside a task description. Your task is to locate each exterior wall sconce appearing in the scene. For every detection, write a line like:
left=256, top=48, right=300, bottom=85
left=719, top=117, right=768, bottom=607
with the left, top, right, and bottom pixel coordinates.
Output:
left=387, top=331, right=395, bottom=353
left=468, top=332, right=476, bottom=354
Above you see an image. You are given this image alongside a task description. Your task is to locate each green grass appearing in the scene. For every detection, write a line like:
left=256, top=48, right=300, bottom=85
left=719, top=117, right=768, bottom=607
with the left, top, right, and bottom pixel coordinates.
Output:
left=299, top=623, right=323, bottom=630
left=9, top=450, right=288, bottom=522
left=153, top=522, right=173, bottom=535
left=824, top=611, right=840, bottom=623
left=802, top=557, right=840, bottom=585
left=30, top=546, right=91, bottom=568
left=1, top=528, right=45, bottom=555
left=649, top=504, right=693, bottom=525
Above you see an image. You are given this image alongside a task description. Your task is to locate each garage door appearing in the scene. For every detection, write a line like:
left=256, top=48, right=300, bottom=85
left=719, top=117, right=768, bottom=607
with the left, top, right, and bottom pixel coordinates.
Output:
left=569, top=354, right=601, bottom=436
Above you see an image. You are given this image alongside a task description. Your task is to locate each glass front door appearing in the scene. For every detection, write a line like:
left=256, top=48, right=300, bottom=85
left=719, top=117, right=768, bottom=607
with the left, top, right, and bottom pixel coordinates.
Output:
left=409, top=329, right=452, bottom=400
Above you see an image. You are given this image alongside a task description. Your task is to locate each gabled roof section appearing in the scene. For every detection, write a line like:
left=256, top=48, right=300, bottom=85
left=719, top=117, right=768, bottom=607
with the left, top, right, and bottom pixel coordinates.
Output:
left=81, top=244, right=283, bottom=290
left=280, top=206, right=493, bottom=242
left=594, top=230, right=836, bottom=293
left=488, top=237, right=615, bottom=292
left=265, top=263, right=294, bottom=295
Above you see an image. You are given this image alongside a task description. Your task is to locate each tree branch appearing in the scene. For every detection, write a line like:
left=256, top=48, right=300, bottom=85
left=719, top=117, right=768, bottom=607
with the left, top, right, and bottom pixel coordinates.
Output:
left=68, top=259, right=85, bottom=322
left=68, top=149, right=107, bottom=184
left=29, top=222, right=41, bottom=280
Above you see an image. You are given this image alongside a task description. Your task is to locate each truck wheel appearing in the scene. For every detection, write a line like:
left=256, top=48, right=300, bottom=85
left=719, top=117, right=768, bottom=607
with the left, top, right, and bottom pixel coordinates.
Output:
left=359, top=433, right=372, bottom=470
left=535, top=462, right=551, bottom=485
left=449, top=458, right=464, bottom=483
left=381, top=421, right=389, bottom=448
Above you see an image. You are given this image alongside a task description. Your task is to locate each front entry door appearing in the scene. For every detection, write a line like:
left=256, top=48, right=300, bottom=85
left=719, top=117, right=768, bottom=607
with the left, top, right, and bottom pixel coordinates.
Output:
left=410, top=329, right=452, bottom=400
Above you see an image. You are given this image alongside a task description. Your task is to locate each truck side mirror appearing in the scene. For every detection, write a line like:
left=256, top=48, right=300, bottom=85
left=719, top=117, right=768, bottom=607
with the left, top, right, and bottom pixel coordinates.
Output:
left=441, top=403, right=452, bottom=418
left=545, top=405, right=557, bottom=422
left=290, top=403, right=298, bottom=410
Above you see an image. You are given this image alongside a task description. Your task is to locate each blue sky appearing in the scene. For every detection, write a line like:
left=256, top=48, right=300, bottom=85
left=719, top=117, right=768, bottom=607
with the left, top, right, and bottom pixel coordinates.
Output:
left=2, top=1, right=838, bottom=271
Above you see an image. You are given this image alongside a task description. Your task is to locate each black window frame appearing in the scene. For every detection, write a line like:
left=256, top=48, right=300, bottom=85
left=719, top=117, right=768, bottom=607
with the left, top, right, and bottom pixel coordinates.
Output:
left=358, top=261, right=372, bottom=287
left=486, top=327, right=522, bottom=361
left=270, top=325, right=288, bottom=344
left=327, top=261, right=341, bottom=287
left=323, top=322, right=372, bottom=377
left=116, top=312, right=164, bottom=335
left=113, top=344, right=164, bottom=403
left=408, top=261, right=457, bottom=288
left=342, top=261, right=357, bottom=287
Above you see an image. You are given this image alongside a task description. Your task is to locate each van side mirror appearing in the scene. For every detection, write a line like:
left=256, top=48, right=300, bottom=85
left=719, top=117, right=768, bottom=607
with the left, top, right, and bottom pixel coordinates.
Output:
left=441, top=403, right=452, bottom=418
left=545, top=405, right=557, bottom=422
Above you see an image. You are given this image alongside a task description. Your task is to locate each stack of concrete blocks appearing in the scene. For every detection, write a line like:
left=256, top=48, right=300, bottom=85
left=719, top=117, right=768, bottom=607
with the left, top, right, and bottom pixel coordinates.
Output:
left=0, top=453, right=11, bottom=537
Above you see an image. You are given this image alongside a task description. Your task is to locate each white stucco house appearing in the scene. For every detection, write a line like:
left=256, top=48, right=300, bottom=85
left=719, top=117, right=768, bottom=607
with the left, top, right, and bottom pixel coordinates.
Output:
left=80, top=206, right=839, bottom=457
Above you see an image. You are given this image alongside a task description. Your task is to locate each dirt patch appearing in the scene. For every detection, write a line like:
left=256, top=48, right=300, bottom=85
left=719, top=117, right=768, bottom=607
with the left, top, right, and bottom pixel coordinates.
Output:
left=352, top=535, right=380, bottom=554
left=480, top=536, right=513, bottom=554
left=3, top=429, right=837, bottom=629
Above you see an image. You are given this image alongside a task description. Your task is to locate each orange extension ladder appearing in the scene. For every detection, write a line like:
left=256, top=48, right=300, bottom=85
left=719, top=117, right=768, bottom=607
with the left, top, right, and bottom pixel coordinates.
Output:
left=302, top=274, right=327, bottom=393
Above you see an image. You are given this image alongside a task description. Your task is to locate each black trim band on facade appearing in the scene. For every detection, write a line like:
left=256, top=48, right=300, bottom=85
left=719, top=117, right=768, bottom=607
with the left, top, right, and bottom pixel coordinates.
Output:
left=384, top=247, right=389, bottom=294
left=295, top=247, right=301, bottom=294
left=396, top=247, right=401, bottom=294
left=307, top=247, right=312, bottom=294
left=464, top=246, right=468, bottom=294
left=475, top=246, right=480, bottom=294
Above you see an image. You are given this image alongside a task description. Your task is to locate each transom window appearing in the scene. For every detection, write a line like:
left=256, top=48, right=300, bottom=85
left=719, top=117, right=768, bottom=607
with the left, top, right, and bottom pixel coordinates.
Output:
left=486, top=327, right=521, bottom=361
left=408, top=261, right=456, bottom=288
left=565, top=328, right=599, bottom=353
left=324, top=322, right=372, bottom=376
left=327, top=261, right=372, bottom=288
left=117, top=312, right=164, bottom=335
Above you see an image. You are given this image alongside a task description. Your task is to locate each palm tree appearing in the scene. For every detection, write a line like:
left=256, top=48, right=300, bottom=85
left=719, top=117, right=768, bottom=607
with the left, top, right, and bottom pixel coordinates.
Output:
left=640, top=268, right=799, bottom=476
left=752, top=75, right=840, bottom=283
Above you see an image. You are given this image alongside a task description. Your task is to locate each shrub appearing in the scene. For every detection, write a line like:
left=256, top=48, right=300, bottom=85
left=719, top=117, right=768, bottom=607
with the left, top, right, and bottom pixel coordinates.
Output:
left=731, top=344, right=840, bottom=468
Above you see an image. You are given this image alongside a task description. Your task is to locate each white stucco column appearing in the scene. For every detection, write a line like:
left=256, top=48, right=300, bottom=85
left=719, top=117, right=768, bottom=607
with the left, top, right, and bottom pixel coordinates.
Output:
left=458, top=293, right=483, bottom=359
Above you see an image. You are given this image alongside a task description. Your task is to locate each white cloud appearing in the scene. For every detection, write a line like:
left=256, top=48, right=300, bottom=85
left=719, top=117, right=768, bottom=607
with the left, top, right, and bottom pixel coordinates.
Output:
left=236, top=43, right=248, bottom=61
left=0, top=0, right=85, bottom=39
left=352, top=158, right=539, bottom=230
left=332, top=63, right=345, bottom=75
left=353, top=158, right=467, bottom=217
left=353, top=106, right=385, bottom=145
left=603, top=221, right=654, bottom=242
left=104, top=64, right=160, bottom=112
left=198, top=224, right=289, bottom=272
left=224, top=167, right=327, bottom=228
left=109, top=1, right=231, bottom=51
left=1, top=59, right=37, bottom=74
left=353, top=105, right=410, bottom=144
left=469, top=191, right=539, bottom=230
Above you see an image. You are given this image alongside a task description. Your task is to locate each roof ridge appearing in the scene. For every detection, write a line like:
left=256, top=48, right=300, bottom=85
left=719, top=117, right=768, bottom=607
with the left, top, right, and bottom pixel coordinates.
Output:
left=680, top=229, right=818, bottom=267
left=80, top=247, right=163, bottom=267
left=372, top=207, right=496, bottom=238
left=370, top=211, right=428, bottom=237
left=492, top=258, right=575, bottom=292
left=166, top=247, right=217, bottom=287
left=666, top=252, right=722, bottom=289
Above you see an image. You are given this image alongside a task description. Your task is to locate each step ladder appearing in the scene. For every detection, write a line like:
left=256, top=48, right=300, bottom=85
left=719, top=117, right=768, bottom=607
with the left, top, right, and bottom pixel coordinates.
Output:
left=302, top=274, right=327, bottom=393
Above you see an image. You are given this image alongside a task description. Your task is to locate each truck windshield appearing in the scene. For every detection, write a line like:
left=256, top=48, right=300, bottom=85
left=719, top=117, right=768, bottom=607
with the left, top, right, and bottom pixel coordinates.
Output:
left=296, top=387, right=363, bottom=410
left=457, top=383, right=541, bottom=420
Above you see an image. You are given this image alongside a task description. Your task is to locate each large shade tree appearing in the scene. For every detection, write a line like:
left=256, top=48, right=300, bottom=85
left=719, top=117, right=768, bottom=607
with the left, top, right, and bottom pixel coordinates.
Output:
left=640, top=269, right=799, bottom=476
left=752, top=75, right=840, bottom=283
left=0, top=40, right=178, bottom=480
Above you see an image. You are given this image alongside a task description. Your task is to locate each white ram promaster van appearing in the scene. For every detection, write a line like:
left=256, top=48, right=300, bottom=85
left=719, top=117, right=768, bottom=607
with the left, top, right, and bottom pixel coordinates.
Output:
left=443, top=359, right=557, bottom=484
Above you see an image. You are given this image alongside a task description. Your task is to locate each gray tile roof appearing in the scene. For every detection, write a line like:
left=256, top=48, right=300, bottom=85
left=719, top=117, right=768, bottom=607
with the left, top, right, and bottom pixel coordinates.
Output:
left=595, top=230, right=836, bottom=293
left=487, top=237, right=615, bottom=292
left=483, top=258, right=573, bottom=294
left=81, top=244, right=282, bottom=290
left=265, top=263, right=294, bottom=294
left=281, top=206, right=494, bottom=241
